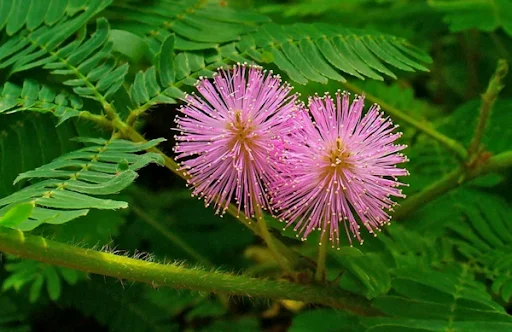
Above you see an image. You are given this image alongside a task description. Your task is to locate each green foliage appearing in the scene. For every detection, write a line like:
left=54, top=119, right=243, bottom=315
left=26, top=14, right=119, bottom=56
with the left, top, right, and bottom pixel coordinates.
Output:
left=0, top=112, right=84, bottom=197
left=429, top=0, right=512, bottom=36
left=2, top=257, right=80, bottom=302
left=0, top=0, right=112, bottom=75
left=0, top=0, right=511, bottom=330
left=0, top=80, right=86, bottom=124
left=0, top=0, right=111, bottom=35
left=58, top=279, right=181, bottom=332
left=106, top=0, right=270, bottom=50
left=226, top=23, right=432, bottom=84
left=0, top=137, right=164, bottom=230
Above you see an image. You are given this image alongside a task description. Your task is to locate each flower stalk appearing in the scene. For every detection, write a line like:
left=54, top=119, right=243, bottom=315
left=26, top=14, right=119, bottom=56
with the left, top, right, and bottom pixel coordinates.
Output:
left=315, top=231, right=328, bottom=282
left=467, top=59, right=508, bottom=159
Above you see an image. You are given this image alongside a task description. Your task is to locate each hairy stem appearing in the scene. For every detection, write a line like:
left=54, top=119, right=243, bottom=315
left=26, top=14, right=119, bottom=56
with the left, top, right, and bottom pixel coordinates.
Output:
left=394, top=150, right=512, bottom=220
left=342, top=82, right=468, bottom=161
left=131, top=205, right=214, bottom=268
left=467, top=59, right=508, bottom=158
left=315, top=231, right=328, bottom=282
left=0, top=227, right=379, bottom=316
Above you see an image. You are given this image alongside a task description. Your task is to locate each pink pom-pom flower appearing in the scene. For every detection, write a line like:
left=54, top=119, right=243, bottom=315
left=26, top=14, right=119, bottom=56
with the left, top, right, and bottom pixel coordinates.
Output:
left=174, top=64, right=302, bottom=219
left=271, top=91, right=409, bottom=248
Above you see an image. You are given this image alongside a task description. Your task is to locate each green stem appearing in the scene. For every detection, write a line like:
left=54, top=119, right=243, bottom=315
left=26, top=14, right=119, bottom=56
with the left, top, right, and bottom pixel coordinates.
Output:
left=255, top=210, right=293, bottom=273
left=394, top=150, right=512, bottom=220
left=131, top=205, right=214, bottom=268
left=315, top=231, right=328, bottom=282
left=0, top=227, right=379, bottom=316
left=78, top=111, right=114, bottom=130
left=342, top=81, right=468, bottom=161
left=467, top=59, right=508, bottom=158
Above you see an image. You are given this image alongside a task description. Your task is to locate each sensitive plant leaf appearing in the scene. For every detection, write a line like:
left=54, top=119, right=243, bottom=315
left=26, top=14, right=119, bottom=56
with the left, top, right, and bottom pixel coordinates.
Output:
left=2, top=258, right=81, bottom=303
left=362, top=317, right=512, bottom=332
left=0, top=112, right=83, bottom=198
left=331, top=247, right=391, bottom=298
left=0, top=80, right=86, bottom=125
left=0, top=202, right=33, bottom=228
left=105, top=0, right=269, bottom=47
left=0, top=17, right=129, bottom=105
left=0, top=138, right=165, bottom=230
left=227, top=23, right=432, bottom=84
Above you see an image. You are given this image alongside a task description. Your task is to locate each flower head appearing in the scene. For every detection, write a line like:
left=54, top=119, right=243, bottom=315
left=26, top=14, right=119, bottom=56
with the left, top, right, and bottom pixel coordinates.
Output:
left=174, top=64, right=301, bottom=219
left=271, top=91, right=409, bottom=247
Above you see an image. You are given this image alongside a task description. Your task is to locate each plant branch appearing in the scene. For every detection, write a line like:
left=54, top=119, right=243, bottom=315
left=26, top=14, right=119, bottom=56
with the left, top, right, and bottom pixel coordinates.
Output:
left=393, top=149, right=512, bottom=220
left=0, top=227, right=379, bottom=316
left=315, top=231, right=328, bottom=282
left=342, top=81, right=468, bottom=161
left=467, top=59, right=508, bottom=158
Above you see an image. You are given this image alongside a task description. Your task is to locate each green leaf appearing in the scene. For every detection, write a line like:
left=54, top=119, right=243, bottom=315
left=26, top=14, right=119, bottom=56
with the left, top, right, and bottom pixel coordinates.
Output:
left=109, top=29, right=147, bottom=62
left=3, top=257, right=82, bottom=303
left=331, top=247, right=391, bottom=298
left=105, top=0, right=269, bottom=48
left=0, top=80, right=85, bottom=124
left=157, top=34, right=176, bottom=87
left=0, top=112, right=83, bottom=198
left=0, top=202, right=34, bottom=228
left=0, top=138, right=165, bottom=230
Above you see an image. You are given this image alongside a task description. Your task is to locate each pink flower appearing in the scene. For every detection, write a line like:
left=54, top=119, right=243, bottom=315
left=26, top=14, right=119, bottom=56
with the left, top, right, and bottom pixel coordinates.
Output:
left=271, top=91, right=409, bottom=247
left=174, top=64, right=301, bottom=219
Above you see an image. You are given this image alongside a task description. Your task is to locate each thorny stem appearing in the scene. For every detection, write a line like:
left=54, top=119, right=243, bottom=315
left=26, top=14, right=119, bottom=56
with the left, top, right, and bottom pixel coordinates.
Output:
left=315, top=231, right=328, bottom=282
left=342, top=81, right=469, bottom=161
left=394, top=150, right=512, bottom=220
left=0, top=227, right=379, bottom=316
left=467, top=59, right=508, bottom=159
left=131, top=205, right=214, bottom=268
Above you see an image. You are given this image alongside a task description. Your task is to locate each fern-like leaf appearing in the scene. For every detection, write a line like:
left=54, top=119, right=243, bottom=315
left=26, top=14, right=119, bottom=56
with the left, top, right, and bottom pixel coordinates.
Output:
left=0, top=16, right=128, bottom=104
left=0, top=112, right=84, bottom=197
left=0, top=137, right=165, bottom=231
left=106, top=0, right=270, bottom=51
left=225, top=23, right=432, bottom=84
left=0, top=0, right=111, bottom=73
left=2, top=257, right=81, bottom=303
left=0, top=0, right=112, bottom=35
left=445, top=190, right=512, bottom=303
left=0, top=80, right=87, bottom=125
